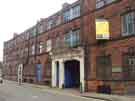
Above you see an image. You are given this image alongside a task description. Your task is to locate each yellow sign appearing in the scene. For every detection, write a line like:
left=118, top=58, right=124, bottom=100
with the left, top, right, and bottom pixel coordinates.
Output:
left=96, top=19, right=110, bottom=39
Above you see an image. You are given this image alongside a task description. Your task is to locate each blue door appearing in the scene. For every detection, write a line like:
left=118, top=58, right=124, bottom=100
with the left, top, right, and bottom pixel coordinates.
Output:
left=36, top=64, right=42, bottom=81
left=64, top=60, right=80, bottom=88
left=64, top=65, right=72, bottom=88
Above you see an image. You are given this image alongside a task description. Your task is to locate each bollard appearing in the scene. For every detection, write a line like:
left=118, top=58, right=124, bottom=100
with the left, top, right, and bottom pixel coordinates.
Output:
left=80, top=82, right=83, bottom=93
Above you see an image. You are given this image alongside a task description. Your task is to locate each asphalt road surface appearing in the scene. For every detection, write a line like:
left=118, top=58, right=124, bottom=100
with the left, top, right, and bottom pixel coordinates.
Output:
left=0, top=80, right=105, bottom=101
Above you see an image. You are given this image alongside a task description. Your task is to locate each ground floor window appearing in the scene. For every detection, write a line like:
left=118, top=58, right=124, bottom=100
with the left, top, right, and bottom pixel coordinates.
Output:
left=45, top=63, right=51, bottom=78
left=96, top=55, right=112, bottom=80
left=123, top=54, right=135, bottom=80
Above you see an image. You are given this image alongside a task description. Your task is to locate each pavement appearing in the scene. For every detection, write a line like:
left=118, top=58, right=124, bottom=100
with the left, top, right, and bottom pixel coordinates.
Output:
left=0, top=80, right=105, bottom=101
left=0, top=80, right=135, bottom=101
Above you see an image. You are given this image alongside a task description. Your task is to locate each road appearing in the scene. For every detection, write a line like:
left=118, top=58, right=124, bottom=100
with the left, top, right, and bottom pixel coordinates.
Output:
left=0, top=80, right=105, bottom=101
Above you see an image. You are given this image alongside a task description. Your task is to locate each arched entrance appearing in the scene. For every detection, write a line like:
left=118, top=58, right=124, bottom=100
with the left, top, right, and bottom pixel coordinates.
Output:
left=64, top=60, right=80, bottom=88
left=51, top=47, right=85, bottom=92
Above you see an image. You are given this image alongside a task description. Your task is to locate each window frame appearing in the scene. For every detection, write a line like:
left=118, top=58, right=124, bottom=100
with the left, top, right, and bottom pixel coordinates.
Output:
left=63, top=5, right=80, bottom=22
left=122, top=11, right=135, bottom=36
left=96, top=0, right=116, bottom=9
left=96, top=55, right=112, bottom=80
left=31, top=45, right=35, bottom=55
left=64, top=28, right=80, bottom=47
left=46, top=39, right=52, bottom=52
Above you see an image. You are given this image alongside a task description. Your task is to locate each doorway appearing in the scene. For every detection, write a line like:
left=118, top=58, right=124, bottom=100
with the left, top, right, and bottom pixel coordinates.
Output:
left=64, top=60, right=80, bottom=88
left=56, top=61, right=59, bottom=87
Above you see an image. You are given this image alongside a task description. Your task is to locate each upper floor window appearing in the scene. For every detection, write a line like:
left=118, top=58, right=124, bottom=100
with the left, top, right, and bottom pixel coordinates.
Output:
left=47, top=20, right=54, bottom=30
left=46, top=40, right=52, bottom=52
left=39, top=42, right=44, bottom=54
left=63, top=5, right=80, bottom=22
left=122, top=12, right=135, bottom=36
left=32, top=28, right=37, bottom=37
left=63, top=10, right=71, bottom=22
left=38, top=23, right=44, bottom=34
left=64, top=29, right=80, bottom=47
left=24, top=47, right=28, bottom=54
left=96, top=0, right=116, bottom=9
left=32, top=45, right=35, bottom=55
left=56, top=16, right=61, bottom=25
left=25, top=32, right=29, bottom=40
left=72, top=5, right=80, bottom=19
left=55, top=37, right=61, bottom=48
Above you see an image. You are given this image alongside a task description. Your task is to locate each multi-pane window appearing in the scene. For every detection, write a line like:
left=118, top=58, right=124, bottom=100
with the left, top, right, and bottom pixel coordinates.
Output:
left=123, top=54, right=135, bottom=80
left=38, top=24, right=44, bottom=34
left=65, top=29, right=80, bottom=47
left=47, top=20, right=54, bottom=30
left=56, top=16, right=61, bottom=25
left=24, top=32, right=29, bottom=40
left=56, top=37, right=61, bottom=48
left=32, top=28, right=37, bottom=37
left=96, top=0, right=116, bottom=9
left=72, top=5, right=80, bottom=19
left=63, top=10, right=71, bottom=22
left=122, top=12, right=135, bottom=36
left=24, top=47, right=28, bottom=55
left=39, top=42, right=43, bottom=54
left=31, top=45, right=35, bottom=55
left=46, top=40, right=52, bottom=52
left=63, top=5, right=80, bottom=22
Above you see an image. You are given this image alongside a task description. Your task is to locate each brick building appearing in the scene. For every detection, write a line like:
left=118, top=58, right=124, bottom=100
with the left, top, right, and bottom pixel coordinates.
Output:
left=3, top=0, right=135, bottom=94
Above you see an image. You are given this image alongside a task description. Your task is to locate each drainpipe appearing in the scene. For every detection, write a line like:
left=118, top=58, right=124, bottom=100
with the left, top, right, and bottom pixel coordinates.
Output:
left=80, top=0, right=91, bottom=92
left=80, top=0, right=87, bottom=93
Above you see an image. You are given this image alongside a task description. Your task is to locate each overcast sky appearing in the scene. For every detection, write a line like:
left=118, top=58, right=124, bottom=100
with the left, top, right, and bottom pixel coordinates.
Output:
left=0, top=0, right=77, bottom=61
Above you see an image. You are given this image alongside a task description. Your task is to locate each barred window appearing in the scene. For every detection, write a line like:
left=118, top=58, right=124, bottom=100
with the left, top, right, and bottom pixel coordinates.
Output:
left=123, top=55, right=135, bottom=80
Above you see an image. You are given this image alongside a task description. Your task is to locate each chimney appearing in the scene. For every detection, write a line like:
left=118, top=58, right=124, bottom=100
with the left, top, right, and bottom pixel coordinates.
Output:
left=62, top=3, right=69, bottom=8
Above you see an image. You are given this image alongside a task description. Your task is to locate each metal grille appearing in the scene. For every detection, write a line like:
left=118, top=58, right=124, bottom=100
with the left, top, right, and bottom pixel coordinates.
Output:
left=123, top=55, right=135, bottom=80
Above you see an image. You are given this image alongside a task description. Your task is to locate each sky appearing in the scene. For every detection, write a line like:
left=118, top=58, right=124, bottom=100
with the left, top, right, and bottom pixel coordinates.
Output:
left=0, top=0, right=77, bottom=61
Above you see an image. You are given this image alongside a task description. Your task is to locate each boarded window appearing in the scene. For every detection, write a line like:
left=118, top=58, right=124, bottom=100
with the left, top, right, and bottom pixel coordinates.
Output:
left=96, top=56, right=112, bottom=80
